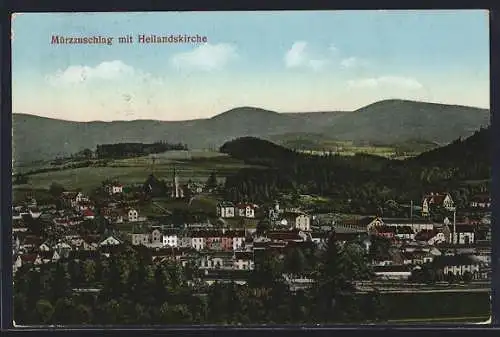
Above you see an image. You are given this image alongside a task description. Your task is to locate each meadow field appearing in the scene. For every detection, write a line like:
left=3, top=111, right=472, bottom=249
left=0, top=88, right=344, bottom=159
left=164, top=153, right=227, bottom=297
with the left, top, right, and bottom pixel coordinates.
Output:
left=13, top=150, right=263, bottom=198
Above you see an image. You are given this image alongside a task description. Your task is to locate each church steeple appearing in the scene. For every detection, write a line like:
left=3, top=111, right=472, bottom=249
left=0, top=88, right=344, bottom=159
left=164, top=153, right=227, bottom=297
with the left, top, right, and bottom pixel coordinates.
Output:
left=171, top=165, right=183, bottom=198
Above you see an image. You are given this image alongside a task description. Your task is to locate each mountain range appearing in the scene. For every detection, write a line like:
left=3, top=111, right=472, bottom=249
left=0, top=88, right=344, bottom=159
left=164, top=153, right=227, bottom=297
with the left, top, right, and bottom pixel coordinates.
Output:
left=13, top=99, right=490, bottom=164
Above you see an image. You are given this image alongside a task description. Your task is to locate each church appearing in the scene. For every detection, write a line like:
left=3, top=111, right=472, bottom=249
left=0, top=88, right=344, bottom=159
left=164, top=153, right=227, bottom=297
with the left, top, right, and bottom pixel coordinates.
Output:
left=171, top=167, right=184, bottom=199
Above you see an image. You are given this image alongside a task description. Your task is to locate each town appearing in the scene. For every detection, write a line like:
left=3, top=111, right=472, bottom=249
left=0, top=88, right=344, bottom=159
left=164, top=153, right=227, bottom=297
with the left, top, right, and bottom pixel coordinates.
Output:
left=12, top=166, right=492, bottom=324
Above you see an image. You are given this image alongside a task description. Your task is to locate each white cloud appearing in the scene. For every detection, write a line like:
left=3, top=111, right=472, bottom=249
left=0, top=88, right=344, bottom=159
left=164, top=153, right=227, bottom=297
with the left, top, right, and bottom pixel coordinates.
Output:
left=340, top=57, right=369, bottom=69
left=170, top=43, right=237, bottom=71
left=47, top=60, right=136, bottom=85
left=328, top=43, right=339, bottom=54
left=347, top=76, right=423, bottom=90
left=284, top=41, right=328, bottom=71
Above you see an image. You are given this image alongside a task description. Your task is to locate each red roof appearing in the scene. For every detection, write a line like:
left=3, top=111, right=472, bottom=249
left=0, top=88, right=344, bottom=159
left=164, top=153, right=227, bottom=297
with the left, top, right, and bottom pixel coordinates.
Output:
left=83, top=209, right=95, bottom=217
left=20, top=254, right=37, bottom=263
left=423, top=193, right=450, bottom=205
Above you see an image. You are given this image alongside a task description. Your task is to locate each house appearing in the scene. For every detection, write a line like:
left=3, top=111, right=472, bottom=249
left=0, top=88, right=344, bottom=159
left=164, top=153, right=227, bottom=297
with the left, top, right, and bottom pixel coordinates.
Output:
left=131, top=233, right=150, bottom=246
left=82, top=209, right=95, bottom=220
left=162, top=229, right=179, bottom=248
left=409, top=251, right=435, bottom=265
left=191, top=231, right=206, bottom=251
left=99, top=235, right=122, bottom=247
left=415, top=229, right=447, bottom=245
left=268, top=201, right=284, bottom=220
left=234, top=251, right=254, bottom=270
left=469, top=194, right=491, bottom=209
left=451, top=224, right=475, bottom=245
left=370, top=225, right=396, bottom=239
left=433, top=255, right=482, bottom=279
left=221, top=232, right=233, bottom=252
left=394, top=226, right=415, bottom=241
left=127, top=208, right=139, bottom=222
left=205, top=230, right=223, bottom=251
left=105, top=183, right=124, bottom=195
left=178, top=235, right=192, bottom=248
left=29, top=208, right=42, bottom=219
left=217, top=202, right=235, bottom=218
left=150, top=229, right=163, bottom=245
left=13, top=255, right=23, bottom=273
left=422, top=192, right=455, bottom=216
left=373, top=265, right=412, bottom=281
left=281, top=212, right=311, bottom=232
left=236, top=203, right=258, bottom=218
left=20, top=253, right=39, bottom=267
left=229, top=230, right=246, bottom=251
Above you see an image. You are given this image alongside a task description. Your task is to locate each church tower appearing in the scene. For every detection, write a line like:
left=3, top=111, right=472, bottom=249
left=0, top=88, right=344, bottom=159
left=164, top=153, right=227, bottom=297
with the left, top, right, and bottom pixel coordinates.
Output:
left=171, top=166, right=184, bottom=198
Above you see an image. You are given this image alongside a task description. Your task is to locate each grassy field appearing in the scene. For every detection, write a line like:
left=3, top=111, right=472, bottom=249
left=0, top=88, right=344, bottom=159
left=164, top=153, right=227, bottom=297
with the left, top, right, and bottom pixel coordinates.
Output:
left=14, top=150, right=261, bottom=193
left=291, top=139, right=430, bottom=159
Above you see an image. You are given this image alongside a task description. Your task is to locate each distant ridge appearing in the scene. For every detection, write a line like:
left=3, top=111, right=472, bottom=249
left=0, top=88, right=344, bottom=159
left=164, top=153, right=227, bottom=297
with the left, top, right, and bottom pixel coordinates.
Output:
left=13, top=99, right=490, bottom=164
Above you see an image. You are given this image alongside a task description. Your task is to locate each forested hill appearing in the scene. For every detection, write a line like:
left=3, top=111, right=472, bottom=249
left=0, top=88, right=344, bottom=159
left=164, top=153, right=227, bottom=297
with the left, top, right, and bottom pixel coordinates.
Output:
left=219, top=137, right=301, bottom=166
left=408, top=127, right=490, bottom=167
left=221, top=129, right=490, bottom=210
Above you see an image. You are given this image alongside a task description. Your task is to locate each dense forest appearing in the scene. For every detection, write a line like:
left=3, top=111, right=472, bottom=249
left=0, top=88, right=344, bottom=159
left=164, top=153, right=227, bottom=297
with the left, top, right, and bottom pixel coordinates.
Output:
left=96, top=141, right=188, bottom=159
left=221, top=128, right=490, bottom=215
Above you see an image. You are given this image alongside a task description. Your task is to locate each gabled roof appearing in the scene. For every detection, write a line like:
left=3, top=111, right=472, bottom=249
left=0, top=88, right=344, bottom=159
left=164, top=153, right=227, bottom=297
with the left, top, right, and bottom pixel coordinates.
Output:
left=20, top=254, right=38, bottom=263
left=82, top=209, right=95, bottom=217
left=423, top=193, right=451, bottom=205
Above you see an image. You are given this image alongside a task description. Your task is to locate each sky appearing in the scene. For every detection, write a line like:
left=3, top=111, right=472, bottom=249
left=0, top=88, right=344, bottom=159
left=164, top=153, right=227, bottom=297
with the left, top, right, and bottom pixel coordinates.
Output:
left=12, top=10, right=490, bottom=122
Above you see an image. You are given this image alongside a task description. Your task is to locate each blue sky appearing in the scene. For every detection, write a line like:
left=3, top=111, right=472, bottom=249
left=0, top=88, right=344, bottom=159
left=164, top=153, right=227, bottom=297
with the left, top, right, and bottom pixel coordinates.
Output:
left=12, top=10, right=489, bottom=121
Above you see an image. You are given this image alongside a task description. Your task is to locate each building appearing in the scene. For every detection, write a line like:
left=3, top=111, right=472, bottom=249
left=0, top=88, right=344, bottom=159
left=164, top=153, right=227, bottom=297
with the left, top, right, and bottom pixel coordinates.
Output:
left=150, top=229, right=162, bottom=245
left=433, top=255, right=482, bottom=279
left=281, top=212, right=311, bottom=231
left=451, top=224, right=475, bottom=245
left=422, top=192, right=455, bottom=216
left=236, top=203, right=258, bottom=218
left=82, top=209, right=95, bottom=220
left=128, top=208, right=139, bottom=222
left=171, top=167, right=184, bottom=199
left=217, top=202, right=235, bottom=218
left=131, top=233, right=150, bottom=246
left=105, top=183, right=124, bottom=195
left=469, top=194, right=491, bottom=209
left=191, top=232, right=206, bottom=251
left=161, top=229, right=179, bottom=248
left=373, top=265, right=412, bottom=281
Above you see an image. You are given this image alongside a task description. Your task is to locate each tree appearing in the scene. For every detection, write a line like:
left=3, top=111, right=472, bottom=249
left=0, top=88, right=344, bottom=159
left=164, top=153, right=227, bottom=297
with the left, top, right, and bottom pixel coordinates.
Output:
left=82, top=148, right=93, bottom=159
left=51, top=262, right=72, bottom=301
left=256, top=218, right=271, bottom=235
left=52, top=297, right=77, bottom=324
left=284, top=247, right=306, bottom=277
left=49, top=182, right=65, bottom=197
left=35, top=299, right=54, bottom=324
left=82, top=260, right=96, bottom=284
left=206, top=171, right=218, bottom=191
